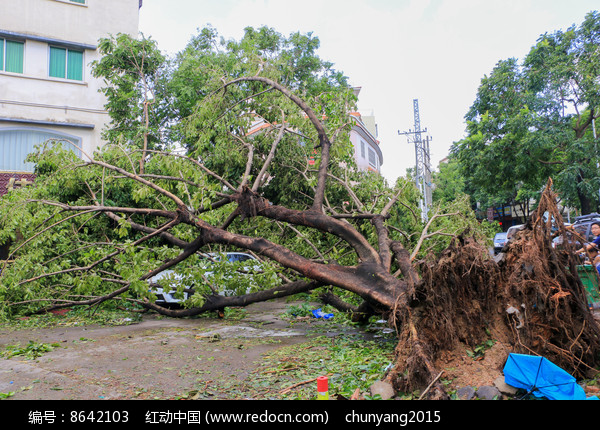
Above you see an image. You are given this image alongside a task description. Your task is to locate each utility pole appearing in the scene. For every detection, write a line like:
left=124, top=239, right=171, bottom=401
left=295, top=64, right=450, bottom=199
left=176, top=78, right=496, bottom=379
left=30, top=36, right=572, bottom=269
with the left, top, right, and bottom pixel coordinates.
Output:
left=399, top=99, right=432, bottom=222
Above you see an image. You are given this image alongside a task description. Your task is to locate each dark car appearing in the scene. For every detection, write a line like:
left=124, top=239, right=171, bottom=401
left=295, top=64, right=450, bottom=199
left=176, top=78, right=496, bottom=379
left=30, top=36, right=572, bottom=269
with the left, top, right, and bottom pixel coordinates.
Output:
left=493, top=232, right=508, bottom=254
left=572, top=213, right=600, bottom=244
left=549, top=213, right=599, bottom=250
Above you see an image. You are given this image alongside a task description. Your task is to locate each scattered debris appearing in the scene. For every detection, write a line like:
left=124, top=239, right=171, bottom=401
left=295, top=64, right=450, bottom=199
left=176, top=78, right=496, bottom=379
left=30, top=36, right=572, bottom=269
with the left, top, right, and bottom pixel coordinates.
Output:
left=505, top=305, right=525, bottom=329
left=474, top=385, right=501, bottom=400
left=457, top=386, right=476, bottom=400
left=493, top=376, right=517, bottom=396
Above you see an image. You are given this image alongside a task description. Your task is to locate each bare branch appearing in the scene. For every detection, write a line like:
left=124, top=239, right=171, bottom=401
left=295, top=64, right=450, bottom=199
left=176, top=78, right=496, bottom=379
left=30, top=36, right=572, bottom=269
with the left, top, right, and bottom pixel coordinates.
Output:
left=410, top=211, right=460, bottom=261
left=381, top=182, right=409, bottom=217
left=223, top=76, right=332, bottom=213
left=253, top=112, right=287, bottom=192
left=15, top=217, right=180, bottom=287
left=326, top=171, right=365, bottom=212
left=86, top=157, right=187, bottom=211
left=144, top=149, right=237, bottom=192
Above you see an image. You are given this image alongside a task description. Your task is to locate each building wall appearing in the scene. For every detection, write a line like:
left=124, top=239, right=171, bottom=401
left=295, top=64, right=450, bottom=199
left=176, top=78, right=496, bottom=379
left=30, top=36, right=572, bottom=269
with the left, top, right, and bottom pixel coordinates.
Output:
left=0, top=0, right=140, bottom=194
left=350, top=113, right=383, bottom=174
left=3, top=0, right=140, bottom=45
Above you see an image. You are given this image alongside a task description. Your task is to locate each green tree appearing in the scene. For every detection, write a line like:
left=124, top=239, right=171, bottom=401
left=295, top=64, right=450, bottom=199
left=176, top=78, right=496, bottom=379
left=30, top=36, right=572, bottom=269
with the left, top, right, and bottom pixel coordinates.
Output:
left=523, top=10, right=600, bottom=213
left=452, top=11, right=600, bottom=214
left=431, top=158, right=465, bottom=205
left=2, top=26, right=469, bottom=318
left=91, top=33, right=168, bottom=173
left=452, top=58, right=554, bottom=218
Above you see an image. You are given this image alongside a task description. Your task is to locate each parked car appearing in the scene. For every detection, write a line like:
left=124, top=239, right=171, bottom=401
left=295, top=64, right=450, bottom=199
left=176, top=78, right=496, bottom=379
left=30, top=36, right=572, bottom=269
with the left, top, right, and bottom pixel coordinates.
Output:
left=546, top=213, right=600, bottom=250
left=493, top=232, right=508, bottom=254
left=506, top=224, right=525, bottom=242
left=572, top=213, right=600, bottom=242
left=550, top=213, right=600, bottom=251
left=148, top=252, right=260, bottom=307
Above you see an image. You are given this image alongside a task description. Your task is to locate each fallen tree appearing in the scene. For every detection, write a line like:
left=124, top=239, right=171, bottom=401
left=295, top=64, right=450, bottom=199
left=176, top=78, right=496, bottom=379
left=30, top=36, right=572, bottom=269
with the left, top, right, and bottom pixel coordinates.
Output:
left=1, top=72, right=432, bottom=321
left=1, top=29, right=599, bottom=398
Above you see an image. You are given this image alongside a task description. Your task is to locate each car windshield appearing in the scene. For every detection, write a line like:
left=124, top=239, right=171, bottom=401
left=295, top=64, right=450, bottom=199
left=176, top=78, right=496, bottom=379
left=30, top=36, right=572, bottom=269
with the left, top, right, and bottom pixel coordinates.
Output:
left=227, top=253, right=253, bottom=262
left=573, top=224, right=588, bottom=239
left=495, top=233, right=507, bottom=240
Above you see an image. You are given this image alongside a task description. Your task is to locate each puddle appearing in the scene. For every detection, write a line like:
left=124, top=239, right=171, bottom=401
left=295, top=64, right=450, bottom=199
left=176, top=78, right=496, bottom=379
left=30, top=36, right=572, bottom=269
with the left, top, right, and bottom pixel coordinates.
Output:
left=197, top=324, right=305, bottom=339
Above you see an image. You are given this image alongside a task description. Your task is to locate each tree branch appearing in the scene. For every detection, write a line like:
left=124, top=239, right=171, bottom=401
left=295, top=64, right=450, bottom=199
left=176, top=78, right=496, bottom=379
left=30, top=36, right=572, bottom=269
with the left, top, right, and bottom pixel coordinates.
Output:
left=223, top=76, right=332, bottom=213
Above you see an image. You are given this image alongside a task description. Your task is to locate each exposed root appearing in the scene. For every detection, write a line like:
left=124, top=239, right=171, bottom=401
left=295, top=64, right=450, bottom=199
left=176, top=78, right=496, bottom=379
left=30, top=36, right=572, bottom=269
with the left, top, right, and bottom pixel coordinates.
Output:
left=388, top=234, right=502, bottom=397
left=500, top=179, right=600, bottom=377
left=388, top=178, right=600, bottom=398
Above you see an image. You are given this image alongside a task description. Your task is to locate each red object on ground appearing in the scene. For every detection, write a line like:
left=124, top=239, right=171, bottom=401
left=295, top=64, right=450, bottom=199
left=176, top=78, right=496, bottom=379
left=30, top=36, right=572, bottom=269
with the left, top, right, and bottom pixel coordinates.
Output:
left=317, top=376, right=328, bottom=392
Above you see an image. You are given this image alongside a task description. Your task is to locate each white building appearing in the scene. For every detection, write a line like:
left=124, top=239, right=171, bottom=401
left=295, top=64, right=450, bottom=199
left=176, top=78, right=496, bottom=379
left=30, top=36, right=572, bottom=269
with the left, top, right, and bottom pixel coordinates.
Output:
left=247, top=87, right=383, bottom=175
left=0, top=0, right=141, bottom=194
left=349, top=87, right=382, bottom=174
left=350, top=111, right=383, bottom=174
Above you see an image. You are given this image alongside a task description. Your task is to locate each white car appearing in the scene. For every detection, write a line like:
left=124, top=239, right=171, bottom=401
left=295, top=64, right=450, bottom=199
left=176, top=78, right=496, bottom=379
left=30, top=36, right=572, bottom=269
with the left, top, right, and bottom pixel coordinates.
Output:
left=148, top=252, right=259, bottom=306
left=506, top=224, right=525, bottom=242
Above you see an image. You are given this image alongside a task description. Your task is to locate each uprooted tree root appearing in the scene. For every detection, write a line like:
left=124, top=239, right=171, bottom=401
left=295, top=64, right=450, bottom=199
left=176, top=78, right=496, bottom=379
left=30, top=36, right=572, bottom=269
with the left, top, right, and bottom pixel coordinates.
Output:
left=387, top=235, right=504, bottom=399
left=387, top=179, right=600, bottom=399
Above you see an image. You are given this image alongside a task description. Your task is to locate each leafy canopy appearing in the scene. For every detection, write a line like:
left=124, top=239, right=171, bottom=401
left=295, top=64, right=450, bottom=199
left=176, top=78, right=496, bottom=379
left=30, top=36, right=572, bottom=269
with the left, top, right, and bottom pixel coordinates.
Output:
left=451, top=10, right=600, bottom=214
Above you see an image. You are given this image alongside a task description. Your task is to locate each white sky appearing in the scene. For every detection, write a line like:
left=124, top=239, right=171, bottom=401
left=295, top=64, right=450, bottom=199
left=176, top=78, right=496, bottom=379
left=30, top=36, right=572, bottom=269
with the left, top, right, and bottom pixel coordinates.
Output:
left=138, top=0, right=599, bottom=185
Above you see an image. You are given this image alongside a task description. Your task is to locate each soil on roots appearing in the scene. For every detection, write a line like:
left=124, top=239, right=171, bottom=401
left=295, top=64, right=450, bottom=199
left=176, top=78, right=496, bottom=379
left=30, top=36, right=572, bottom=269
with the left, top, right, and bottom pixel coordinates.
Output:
left=388, top=179, right=600, bottom=398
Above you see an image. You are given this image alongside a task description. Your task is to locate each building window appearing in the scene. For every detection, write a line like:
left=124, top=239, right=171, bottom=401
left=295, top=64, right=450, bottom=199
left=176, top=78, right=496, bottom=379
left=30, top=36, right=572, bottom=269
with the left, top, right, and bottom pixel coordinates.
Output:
left=0, top=128, right=81, bottom=172
left=368, top=147, right=378, bottom=169
left=360, top=140, right=366, bottom=158
left=0, top=39, right=24, bottom=74
left=49, top=46, right=83, bottom=81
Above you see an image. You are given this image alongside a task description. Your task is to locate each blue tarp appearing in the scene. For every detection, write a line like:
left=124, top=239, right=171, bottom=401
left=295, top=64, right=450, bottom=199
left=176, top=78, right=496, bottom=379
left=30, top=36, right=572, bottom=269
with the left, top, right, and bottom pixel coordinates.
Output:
left=311, top=308, right=334, bottom=320
left=503, top=353, right=597, bottom=400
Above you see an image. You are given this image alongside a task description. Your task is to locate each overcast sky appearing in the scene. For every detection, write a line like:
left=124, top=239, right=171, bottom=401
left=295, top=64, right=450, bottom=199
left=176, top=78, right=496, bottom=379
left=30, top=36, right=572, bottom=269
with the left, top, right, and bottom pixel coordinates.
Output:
left=138, top=0, right=599, bottom=184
